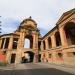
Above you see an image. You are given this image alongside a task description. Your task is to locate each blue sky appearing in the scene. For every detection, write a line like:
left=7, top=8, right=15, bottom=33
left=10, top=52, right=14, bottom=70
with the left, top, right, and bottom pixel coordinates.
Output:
left=0, top=0, right=75, bottom=36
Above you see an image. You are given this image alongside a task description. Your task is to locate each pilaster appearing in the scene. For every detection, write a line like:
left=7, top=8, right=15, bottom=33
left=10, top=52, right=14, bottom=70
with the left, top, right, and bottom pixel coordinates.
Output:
left=51, top=35, right=56, bottom=48
left=59, top=27, right=68, bottom=47
left=45, top=39, right=48, bottom=50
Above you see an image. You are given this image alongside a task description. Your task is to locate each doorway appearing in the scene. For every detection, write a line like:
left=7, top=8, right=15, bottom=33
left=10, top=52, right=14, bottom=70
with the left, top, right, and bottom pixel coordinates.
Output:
left=11, top=54, right=16, bottom=63
left=22, top=51, right=34, bottom=63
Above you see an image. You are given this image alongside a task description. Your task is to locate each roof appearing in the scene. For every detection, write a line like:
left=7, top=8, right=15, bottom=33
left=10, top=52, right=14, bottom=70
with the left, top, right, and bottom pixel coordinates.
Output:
left=0, top=33, right=19, bottom=37
left=56, top=8, right=75, bottom=25
left=42, top=26, right=57, bottom=40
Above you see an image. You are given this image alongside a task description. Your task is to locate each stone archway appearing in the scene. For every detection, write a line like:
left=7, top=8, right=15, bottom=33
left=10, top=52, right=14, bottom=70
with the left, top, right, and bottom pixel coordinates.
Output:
left=21, top=51, right=34, bottom=63
left=24, top=35, right=33, bottom=49
left=64, top=22, right=75, bottom=45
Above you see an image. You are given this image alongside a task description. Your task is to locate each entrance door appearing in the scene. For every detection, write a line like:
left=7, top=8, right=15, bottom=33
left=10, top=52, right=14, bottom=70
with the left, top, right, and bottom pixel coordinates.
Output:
left=11, top=54, right=16, bottom=63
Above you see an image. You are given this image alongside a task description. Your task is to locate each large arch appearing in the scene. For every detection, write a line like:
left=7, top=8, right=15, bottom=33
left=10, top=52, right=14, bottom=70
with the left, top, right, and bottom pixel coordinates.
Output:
left=21, top=51, right=34, bottom=63
left=64, top=22, right=75, bottom=45
left=24, top=35, right=33, bottom=49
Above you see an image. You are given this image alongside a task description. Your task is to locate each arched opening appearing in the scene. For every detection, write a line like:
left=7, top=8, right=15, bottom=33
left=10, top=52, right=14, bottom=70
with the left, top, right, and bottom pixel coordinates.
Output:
left=38, top=41, right=41, bottom=51
left=43, top=41, right=46, bottom=50
left=10, top=54, right=16, bottom=63
left=24, top=35, right=33, bottom=49
left=48, top=37, right=52, bottom=48
left=64, top=22, right=75, bottom=45
left=21, top=51, right=34, bottom=63
left=24, top=39, right=30, bottom=48
left=55, top=32, right=61, bottom=47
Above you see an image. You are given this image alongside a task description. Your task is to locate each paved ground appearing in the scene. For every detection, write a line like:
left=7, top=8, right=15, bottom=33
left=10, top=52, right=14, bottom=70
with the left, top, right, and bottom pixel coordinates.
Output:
left=0, top=63, right=75, bottom=75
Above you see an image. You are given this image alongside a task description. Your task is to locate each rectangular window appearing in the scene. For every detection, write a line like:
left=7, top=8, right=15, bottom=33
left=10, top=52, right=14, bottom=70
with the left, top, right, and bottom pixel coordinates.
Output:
left=4, top=38, right=10, bottom=49
left=13, top=38, right=18, bottom=49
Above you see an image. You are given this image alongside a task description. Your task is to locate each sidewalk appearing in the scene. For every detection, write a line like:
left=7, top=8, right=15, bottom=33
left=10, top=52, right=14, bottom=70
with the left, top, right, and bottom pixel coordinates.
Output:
left=42, top=62, right=75, bottom=68
left=38, top=63, right=75, bottom=75
left=0, top=63, right=75, bottom=74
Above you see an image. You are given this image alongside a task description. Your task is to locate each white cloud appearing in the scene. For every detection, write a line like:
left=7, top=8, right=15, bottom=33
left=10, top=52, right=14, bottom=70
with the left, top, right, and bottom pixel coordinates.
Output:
left=0, top=0, right=75, bottom=36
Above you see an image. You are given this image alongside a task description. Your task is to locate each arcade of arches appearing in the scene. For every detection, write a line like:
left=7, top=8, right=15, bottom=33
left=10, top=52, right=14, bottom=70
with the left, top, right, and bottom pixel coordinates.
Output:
left=0, top=9, right=75, bottom=66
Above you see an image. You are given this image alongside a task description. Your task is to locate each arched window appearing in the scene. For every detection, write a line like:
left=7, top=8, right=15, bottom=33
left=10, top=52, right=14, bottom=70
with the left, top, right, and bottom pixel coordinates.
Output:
left=55, top=32, right=61, bottom=47
left=24, top=39, right=30, bottom=48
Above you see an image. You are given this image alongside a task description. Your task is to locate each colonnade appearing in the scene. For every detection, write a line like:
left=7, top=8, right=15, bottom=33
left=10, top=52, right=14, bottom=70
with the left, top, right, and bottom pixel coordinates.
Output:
left=41, top=26, right=68, bottom=50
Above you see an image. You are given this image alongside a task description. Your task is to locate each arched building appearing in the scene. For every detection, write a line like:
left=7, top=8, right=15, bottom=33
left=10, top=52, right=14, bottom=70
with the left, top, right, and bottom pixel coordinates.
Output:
left=0, top=9, right=75, bottom=66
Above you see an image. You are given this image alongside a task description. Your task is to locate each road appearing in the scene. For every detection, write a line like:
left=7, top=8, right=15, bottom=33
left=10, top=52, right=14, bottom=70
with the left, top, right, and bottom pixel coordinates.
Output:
left=0, top=63, right=74, bottom=75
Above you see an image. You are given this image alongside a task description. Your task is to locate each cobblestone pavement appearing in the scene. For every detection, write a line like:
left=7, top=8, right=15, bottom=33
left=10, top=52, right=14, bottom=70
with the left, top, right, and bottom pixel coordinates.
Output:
left=0, top=63, right=75, bottom=75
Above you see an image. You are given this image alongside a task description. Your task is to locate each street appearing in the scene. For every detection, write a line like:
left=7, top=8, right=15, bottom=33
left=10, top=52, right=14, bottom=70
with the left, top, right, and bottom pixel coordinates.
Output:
left=0, top=63, right=74, bottom=75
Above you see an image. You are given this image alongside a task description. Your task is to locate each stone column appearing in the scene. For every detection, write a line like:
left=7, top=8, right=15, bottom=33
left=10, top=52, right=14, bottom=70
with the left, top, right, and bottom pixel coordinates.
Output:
left=45, top=39, right=48, bottom=49
left=0, top=38, right=2, bottom=49
left=15, top=31, right=25, bottom=64
left=5, top=37, right=13, bottom=64
left=33, top=34, right=36, bottom=49
left=41, top=41, right=43, bottom=51
left=17, top=31, right=25, bottom=49
left=6, top=51, right=11, bottom=64
left=59, top=27, right=68, bottom=47
left=8, top=36, right=13, bottom=49
left=33, top=33, right=39, bottom=63
left=51, top=35, right=56, bottom=48
left=3, top=38, right=6, bottom=49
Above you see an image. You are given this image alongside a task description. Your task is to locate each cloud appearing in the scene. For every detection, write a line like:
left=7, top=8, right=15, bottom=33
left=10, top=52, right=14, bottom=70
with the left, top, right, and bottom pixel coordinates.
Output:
left=0, top=17, right=20, bottom=34
left=0, top=0, right=75, bottom=36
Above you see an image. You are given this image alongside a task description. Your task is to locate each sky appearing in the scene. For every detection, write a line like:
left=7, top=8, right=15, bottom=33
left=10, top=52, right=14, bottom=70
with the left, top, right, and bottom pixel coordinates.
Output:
left=0, top=0, right=75, bottom=36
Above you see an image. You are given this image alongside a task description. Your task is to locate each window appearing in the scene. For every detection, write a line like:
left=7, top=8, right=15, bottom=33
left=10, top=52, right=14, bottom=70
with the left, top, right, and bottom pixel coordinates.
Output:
left=4, top=38, right=10, bottom=49
left=58, top=53, right=63, bottom=58
left=13, top=38, right=18, bottom=49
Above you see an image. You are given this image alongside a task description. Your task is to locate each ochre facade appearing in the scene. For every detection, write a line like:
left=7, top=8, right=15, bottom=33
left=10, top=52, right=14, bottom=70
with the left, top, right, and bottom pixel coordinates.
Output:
left=0, top=9, right=75, bottom=66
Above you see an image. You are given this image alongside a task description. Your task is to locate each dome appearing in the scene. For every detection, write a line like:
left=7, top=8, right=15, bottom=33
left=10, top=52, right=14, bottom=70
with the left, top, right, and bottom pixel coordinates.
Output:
left=20, top=16, right=37, bottom=29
